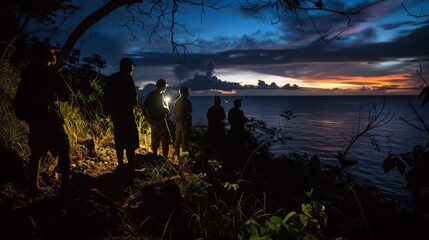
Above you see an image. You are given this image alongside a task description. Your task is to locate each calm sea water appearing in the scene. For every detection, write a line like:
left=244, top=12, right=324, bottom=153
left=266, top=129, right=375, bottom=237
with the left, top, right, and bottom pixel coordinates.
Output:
left=182, top=95, right=429, bottom=206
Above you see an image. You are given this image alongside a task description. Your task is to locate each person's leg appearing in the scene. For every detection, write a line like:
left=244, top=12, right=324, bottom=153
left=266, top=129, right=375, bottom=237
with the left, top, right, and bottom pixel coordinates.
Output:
left=183, top=124, right=190, bottom=152
left=174, top=123, right=181, bottom=157
left=29, top=151, right=42, bottom=192
left=126, top=149, right=136, bottom=172
left=28, top=123, right=46, bottom=193
left=151, top=123, right=161, bottom=155
left=161, top=130, right=169, bottom=159
left=116, top=148, right=124, bottom=166
left=58, top=151, right=71, bottom=188
left=112, top=117, right=125, bottom=166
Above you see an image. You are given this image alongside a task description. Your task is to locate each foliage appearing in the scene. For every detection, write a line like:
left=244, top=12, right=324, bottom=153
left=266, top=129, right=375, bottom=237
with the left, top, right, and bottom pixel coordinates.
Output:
left=239, top=200, right=328, bottom=240
left=0, top=0, right=80, bottom=62
left=63, top=52, right=108, bottom=120
left=0, top=63, right=29, bottom=154
left=383, top=146, right=429, bottom=196
left=384, top=64, right=429, bottom=208
left=243, top=110, right=296, bottom=161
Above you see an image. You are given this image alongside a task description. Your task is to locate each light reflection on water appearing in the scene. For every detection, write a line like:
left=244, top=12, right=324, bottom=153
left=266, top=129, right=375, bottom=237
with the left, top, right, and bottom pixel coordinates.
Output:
left=187, top=95, right=428, bottom=208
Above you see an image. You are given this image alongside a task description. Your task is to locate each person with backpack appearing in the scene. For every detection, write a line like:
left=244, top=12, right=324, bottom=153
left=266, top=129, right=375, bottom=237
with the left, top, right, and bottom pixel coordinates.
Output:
left=13, top=41, right=72, bottom=193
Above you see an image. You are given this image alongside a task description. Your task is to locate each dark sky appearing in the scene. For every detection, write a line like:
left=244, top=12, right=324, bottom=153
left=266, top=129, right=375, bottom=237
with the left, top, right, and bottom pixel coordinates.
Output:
left=42, top=0, right=429, bottom=95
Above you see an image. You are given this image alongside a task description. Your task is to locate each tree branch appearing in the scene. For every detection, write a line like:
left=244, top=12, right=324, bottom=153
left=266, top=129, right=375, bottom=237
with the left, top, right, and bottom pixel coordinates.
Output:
left=59, top=0, right=144, bottom=60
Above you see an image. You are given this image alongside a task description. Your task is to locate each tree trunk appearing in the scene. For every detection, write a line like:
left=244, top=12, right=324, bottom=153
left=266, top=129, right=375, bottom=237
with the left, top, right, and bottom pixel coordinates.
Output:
left=59, top=0, right=143, bottom=60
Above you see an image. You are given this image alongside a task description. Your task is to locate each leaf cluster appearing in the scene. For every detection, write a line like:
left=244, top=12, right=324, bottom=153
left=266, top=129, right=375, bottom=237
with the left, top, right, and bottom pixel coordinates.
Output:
left=384, top=146, right=429, bottom=195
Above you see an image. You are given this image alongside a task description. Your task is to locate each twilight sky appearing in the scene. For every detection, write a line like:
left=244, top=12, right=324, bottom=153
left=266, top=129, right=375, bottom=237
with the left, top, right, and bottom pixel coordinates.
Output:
left=45, top=0, right=429, bottom=96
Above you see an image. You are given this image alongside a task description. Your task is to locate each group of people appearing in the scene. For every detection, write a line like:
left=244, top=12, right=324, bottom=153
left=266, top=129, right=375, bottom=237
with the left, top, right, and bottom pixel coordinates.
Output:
left=142, top=79, right=247, bottom=160
left=13, top=42, right=247, bottom=193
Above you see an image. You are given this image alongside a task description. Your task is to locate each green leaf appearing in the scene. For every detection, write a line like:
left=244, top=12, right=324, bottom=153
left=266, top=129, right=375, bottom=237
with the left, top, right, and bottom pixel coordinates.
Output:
left=297, top=214, right=309, bottom=228
left=284, top=211, right=297, bottom=223
left=302, top=203, right=312, bottom=217
left=304, top=188, right=314, bottom=198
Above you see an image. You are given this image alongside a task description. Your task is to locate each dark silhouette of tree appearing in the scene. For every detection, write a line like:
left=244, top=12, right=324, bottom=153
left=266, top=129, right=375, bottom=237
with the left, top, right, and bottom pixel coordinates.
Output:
left=0, top=0, right=79, bottom=62
left=59, top=0, right=144, bottom=60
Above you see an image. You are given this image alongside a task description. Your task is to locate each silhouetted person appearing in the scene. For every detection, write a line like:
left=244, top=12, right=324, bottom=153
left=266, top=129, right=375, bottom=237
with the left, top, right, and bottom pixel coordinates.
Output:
left=206, top=96, right=226, bottom=152
left=13, top=41, right=72, bottom=193
left=103, top=58, right=139, bottom=172
left=173, top=86, right=192, bottom=158
left=228, top=99, right=246, bottom=144
left=143, top=79, right=170, bottom=158
left=228, top=99, right=247, bottom=167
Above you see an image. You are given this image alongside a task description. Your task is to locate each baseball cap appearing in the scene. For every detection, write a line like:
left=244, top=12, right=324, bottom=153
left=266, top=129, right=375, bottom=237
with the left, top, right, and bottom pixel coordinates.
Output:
left=120, top=57, right=137, bottom=67
left=179, top=86, right=189, bottom=94
left=156, top=79, right=167, bottom=87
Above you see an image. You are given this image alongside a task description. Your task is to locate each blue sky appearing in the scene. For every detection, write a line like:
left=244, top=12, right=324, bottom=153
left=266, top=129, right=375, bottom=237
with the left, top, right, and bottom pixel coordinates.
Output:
left=46, top=0, right=429, bottom=96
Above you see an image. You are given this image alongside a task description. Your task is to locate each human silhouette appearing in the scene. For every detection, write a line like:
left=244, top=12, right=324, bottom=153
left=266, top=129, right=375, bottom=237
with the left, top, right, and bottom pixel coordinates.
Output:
left=228, top=99, right=246, bottom=145
left=103, top=58, right=139, bottom=172
left=13, top=41, right=72, bottom=193
left=206, top=96, right=226, bottom=152
left=227, top=99, right=247, bottom=169
left=173, top=86, right=193, bottom=158
left=143, top=79, right=170, bottom=158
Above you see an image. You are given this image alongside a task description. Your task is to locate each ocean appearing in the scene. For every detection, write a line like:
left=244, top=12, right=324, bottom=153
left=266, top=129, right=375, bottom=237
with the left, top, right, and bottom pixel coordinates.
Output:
left=178, top=95, right=428, bottom=207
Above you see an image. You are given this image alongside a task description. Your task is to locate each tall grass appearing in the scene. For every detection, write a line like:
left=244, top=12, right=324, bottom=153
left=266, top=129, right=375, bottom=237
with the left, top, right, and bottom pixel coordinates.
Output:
left=0, top=63, right=29, bottom=155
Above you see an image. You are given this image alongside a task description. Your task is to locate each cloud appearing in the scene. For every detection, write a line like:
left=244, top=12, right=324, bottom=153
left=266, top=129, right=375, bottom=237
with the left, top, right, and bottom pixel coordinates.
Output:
left=173, top=59, right=215, bottom=80
left=182, top=71, right=241, bottom=91
left=96, top=1, right=428, bottom=94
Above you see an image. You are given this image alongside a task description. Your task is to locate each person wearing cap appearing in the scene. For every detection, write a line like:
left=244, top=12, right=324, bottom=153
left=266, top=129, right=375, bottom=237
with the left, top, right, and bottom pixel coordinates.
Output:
left=13, top=41, right=72, bottom=193
left=173, top=86, right=193, bottom=158
left=143, top=79, right=170, bottom=158
left=228, top=98, right=247, bottom=148
left=206, top=96, right=226, bottom=153
left=103, top=58, right=139, bottom=172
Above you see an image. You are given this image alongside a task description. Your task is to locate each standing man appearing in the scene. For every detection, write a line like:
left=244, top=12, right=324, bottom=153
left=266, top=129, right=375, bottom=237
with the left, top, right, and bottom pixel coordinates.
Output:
left=143, top=79, right=170, bottom=158
left=173, top=86, right=192, bottom=158
left=206, top=96, right=226, bottom=152
left=103, top=58, right=139, bottom=172
left=13, top=41, right=72, bottom=193
left=228, top=99, right=246, bottom=144
left=228, top=99, right=247, bottom=164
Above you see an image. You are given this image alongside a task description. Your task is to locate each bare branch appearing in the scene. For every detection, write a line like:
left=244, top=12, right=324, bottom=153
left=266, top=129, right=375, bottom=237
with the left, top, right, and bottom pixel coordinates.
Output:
left=343, top=99, right=394, bottom=158
left=401, top=2, right=429, bottom=18
left=405, top=63, right=428, bottom=87
left=239, top=0, right=385, bottom=44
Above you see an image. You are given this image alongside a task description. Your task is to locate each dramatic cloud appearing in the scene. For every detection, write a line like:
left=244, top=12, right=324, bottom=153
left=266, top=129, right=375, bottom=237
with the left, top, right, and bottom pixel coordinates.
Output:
left=182, top=71, right=241, bottom=91
left=51, top=0, right=428, bottom=95
left=173, top=59, right=215, bottom=80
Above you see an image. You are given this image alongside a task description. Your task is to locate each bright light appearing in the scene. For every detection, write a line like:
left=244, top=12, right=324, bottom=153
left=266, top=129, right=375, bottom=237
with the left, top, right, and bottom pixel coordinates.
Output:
left=164, top=95, right=171, bottom=103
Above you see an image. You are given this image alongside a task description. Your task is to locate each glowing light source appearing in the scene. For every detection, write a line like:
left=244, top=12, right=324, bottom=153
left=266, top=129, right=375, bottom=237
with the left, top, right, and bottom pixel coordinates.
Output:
left=164, top=95, right=171, bottom=103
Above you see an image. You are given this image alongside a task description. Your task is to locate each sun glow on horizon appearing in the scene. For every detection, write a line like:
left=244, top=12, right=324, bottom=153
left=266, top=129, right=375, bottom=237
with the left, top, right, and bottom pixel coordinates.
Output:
left=299, top=73, right=413, bottom=90
left=216, top=69, right=302, bottom=87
